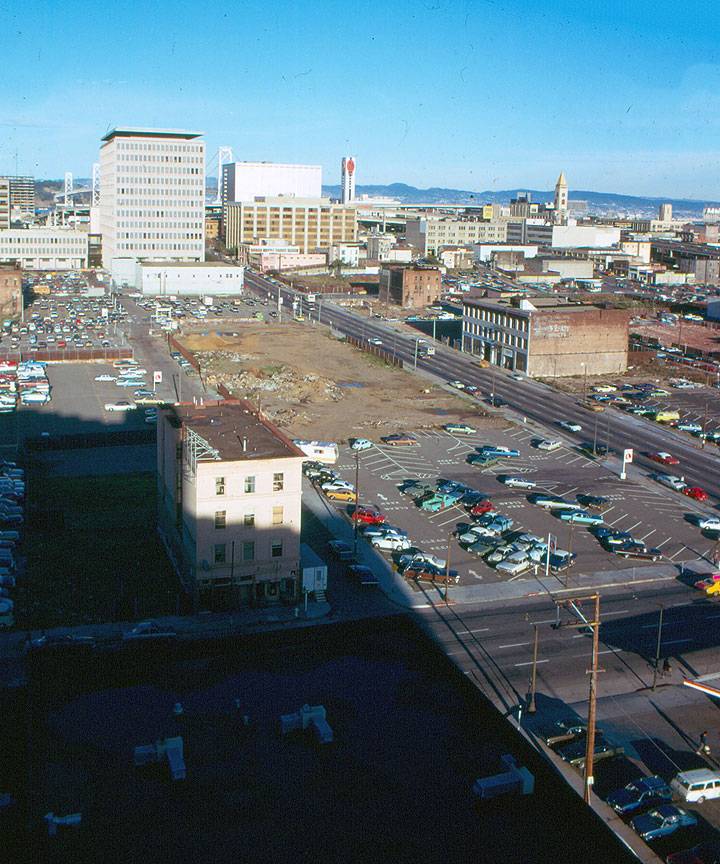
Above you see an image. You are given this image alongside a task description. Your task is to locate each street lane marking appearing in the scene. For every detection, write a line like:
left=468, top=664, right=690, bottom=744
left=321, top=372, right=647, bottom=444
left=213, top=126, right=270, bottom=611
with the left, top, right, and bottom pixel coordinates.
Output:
left=663, top=638, right=694, bottom=645
left=498, top=641, right=531, bottom=649
left=455, top=627, right=490, bottom=635
left=515, top=659, right=550, bottom=667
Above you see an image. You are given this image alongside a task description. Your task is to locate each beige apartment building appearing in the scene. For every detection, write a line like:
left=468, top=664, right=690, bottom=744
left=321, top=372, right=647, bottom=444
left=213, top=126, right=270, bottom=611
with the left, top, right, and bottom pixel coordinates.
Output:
left=405, top=215, right=507, bottom=255
left=224, top=197, right=357, bottom=254
left=157, top=400, right=305, bottom=608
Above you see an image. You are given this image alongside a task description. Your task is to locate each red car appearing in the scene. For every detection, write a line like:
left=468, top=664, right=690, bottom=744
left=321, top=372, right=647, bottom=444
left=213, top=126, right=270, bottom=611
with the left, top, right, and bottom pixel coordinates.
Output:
left=469, top=500, right=495, bottom=516
left=648, top=451, right=680, bottom=466
left=683, top=486, right=709, bottom=502
left=352, top=506, right=386, bottom=525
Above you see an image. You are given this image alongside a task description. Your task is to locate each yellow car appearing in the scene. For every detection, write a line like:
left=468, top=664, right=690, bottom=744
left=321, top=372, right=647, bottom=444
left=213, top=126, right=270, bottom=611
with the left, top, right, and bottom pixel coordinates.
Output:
left=705, top=581, right=720, bottom=597
left=325, top=489, right=357, bottom=503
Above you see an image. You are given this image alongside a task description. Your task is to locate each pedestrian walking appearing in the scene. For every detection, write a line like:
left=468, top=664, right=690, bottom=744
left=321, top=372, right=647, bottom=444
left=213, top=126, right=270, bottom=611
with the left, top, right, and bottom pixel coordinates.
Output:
left=697, top=730, right=711, bottom=756
left=662, top=658, right=671, bottom=676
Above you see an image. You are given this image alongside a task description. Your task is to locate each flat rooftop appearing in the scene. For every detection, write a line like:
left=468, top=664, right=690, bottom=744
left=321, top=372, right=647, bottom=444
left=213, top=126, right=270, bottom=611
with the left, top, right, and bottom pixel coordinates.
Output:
left=169, top=400, right=304, bottom=461
left=138, top=260, right=241, bottom=269
left=101, top=128, right=203, bottom=142
left=463, top=296, right=616, bottom=315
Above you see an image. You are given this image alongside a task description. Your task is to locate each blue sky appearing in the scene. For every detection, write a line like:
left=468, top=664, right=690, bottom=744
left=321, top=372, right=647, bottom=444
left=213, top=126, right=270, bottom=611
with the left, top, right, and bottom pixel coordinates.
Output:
left=1, top=0, right=719, bottom=198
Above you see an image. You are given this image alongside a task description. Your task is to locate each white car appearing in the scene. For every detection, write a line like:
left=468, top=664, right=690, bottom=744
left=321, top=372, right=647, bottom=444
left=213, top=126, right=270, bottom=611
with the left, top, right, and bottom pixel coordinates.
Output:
left=653, top=473, right=687, bottom=492
left=696, top=516, right=720, bottom=532
left=558, top=420, right=582, bottom=433
left=370, top=534, right=411, bottom=551
left=320, top=480, right=355, bottom=493
left=94, top=374, right=116, bottom=382
left=104, top=400, right=137, bottom=412
left=537, top=439, right=563, bottom=451
left=397, top=552, right=447, bottom=571
left=501, top=477, right=537, bottom=489
left=367, top=337, right=383, bottom=346
left=350, top=438, right=373, bottom=451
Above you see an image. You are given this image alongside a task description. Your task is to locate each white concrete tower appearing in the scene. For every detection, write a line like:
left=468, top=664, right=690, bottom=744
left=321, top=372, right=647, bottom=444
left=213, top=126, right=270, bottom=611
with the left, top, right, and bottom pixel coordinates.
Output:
left=341, top=156, right=356, bottom=204
left=554, top=171, right=568, bottom=222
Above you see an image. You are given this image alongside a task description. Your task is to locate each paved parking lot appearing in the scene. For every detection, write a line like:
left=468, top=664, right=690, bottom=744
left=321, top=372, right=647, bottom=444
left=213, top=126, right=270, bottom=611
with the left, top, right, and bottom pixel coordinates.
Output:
left=614, top=382, right=720, bottom=442
left=324, top=426, right=718, bottom=589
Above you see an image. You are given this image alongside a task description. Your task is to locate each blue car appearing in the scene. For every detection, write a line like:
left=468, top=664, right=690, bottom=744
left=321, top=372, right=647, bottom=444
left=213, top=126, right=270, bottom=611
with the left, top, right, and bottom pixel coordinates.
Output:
left=479, top=446, right=521, bottom=458
left=606, top=776, right=673, bottom=815
left=557, top=509, right=604, bottom=526
left=631, top=804, right=697, bottom=841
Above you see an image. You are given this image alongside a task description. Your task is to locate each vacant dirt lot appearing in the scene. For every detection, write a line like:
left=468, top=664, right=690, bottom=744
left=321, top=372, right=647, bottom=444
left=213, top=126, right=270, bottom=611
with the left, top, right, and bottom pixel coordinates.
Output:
left=178, top=323, right=495, bottom=441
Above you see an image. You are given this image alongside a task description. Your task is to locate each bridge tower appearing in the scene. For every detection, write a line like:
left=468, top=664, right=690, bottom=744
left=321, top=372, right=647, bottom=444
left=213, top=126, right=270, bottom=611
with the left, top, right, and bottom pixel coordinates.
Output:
left=215, top=146, right=233, bottom=205
left=92, top=163, right=100, bottom=206
left=64, top=171, right=73, bottom=208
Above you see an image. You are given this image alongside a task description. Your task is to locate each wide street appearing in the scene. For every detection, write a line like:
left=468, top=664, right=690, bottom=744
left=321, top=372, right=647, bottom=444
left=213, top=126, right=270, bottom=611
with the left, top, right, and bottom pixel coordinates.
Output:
left=245, top=270, right=720, bottom=503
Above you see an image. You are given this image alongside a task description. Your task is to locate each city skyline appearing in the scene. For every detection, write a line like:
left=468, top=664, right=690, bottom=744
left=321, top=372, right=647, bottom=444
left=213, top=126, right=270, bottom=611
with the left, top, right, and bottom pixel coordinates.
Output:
left=1, top=0, right=720, bottom=198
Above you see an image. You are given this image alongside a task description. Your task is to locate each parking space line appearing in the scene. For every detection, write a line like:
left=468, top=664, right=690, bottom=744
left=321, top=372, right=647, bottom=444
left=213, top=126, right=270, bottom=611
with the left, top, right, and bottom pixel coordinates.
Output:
left=639, top=529, right=656, bottom=542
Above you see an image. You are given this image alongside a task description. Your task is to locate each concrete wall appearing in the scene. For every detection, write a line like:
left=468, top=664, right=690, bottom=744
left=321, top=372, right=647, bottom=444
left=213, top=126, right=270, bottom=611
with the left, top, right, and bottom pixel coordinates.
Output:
left=528, top=307, right=629, bottom=377
left=137, top=263, right=245, bottom=296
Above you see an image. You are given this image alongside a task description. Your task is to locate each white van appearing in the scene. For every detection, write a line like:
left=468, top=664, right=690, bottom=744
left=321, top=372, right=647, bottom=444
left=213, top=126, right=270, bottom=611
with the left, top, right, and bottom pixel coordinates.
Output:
left=671, top=769, right=720, bottom=803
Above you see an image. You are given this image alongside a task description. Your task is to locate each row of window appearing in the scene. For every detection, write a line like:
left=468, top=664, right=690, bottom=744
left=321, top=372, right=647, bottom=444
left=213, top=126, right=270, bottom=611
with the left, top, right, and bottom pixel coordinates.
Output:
left=118, top=232, right=203, bottom=240
left=213, top=539, right=283, bottom=564
left=214, top=506, right=284, bottom=529
left=118, top=154, right=202, bottom=164
left=116, top=243, right=202, bottom=251
left=115, top=142, right=203, bottom=153
left=215, top=473, right=283, bottom=496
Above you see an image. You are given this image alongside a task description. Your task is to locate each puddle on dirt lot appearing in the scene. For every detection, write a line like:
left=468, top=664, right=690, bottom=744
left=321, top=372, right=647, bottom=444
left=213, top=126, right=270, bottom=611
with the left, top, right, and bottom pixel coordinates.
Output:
left=337, top=381, right=366, bottom=388
left=430, top=407, right=450, bottom=415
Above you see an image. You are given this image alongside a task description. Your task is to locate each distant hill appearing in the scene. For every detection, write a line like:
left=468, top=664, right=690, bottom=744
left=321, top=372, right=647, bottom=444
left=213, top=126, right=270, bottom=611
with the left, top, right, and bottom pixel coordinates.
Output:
left=321, top=183, right=718, bottom=219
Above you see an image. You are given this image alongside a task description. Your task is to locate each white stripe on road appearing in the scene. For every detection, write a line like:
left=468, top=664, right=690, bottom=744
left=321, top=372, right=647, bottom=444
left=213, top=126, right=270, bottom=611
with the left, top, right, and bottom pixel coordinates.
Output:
left=498, top=641, right=531, bottom=649
left=454, top=627, right=491, bottom=635
left=515, top=659, right=550, bottom=667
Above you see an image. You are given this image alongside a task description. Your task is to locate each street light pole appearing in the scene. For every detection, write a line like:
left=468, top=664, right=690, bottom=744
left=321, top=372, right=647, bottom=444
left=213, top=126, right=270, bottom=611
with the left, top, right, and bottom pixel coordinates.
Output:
left=652, top=604, right=664, bottom=691
left=582, top=364, right=587, bottom=404
left=528, top=624, right=539, bottom=713
left=414, top=338, right=419, bottom=369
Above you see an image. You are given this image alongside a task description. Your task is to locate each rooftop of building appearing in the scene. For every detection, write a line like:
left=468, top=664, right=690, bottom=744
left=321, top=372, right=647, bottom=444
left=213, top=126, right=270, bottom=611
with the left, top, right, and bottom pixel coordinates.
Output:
left=167, top=400, right=304, bottom=462
left=464, top=296, right=620, bottom=315
left=137, top=260, right=242, bottom=269
left=225, top=161, right=322, bottom=169
left=228, top=196, right=354, bottom=208
left=101, top=127, right=203, bottom=142
left=381, top=263, right=441, bottom=272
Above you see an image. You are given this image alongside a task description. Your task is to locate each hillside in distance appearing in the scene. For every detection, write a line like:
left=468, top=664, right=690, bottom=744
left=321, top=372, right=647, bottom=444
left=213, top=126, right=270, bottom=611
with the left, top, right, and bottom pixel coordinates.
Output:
left=321, top=182, right=718, bottom=219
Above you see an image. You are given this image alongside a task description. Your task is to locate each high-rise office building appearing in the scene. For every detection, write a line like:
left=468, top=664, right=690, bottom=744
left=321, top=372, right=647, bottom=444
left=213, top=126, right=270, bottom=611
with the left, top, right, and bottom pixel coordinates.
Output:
left=341, top=156, right=356, bottom=204
left=221, top=162, right=322, bottom=206
left=1, top=176, right=35, bottom=215
left=0, top=179, right=9, bottom=230
left=98, top=127, right=205, bottom=268
left=659, top=202, right=672, bottom=222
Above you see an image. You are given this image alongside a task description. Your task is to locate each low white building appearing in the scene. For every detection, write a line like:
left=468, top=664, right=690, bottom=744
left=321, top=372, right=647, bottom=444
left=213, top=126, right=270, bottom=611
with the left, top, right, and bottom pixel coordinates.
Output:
left=129, top=261, right=244, bottom=295
left=330, top=243, right=361, bottom=267
left=551, top=223, right=621, bottom=249
left=473, top=243, right=538, bottom=263
left=0, top=229, right=88, bottom=270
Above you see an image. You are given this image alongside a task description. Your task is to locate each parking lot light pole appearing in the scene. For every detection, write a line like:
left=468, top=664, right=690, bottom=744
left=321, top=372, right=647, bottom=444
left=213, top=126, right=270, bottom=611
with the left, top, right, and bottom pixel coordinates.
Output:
left=353, top=451, right=360, bottom=557
left=413, top=338, right=419, bottom=369
left=652, top=604, right=664, bottom=691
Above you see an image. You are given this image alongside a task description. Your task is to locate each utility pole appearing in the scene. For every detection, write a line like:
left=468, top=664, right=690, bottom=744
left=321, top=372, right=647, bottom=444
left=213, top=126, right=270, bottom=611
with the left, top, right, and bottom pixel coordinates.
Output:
left=592, top=417, right=599, bottom=457
left=582, top=364, right=587, bottom=404
left=652, top=604, right=664, bottom=691
left=584, top=593, right=601, bottom=804
left=528, top=623, right=539, bottom=713
left=413, top=339, right=419, bottom=369
left=554, top=593, right=602, bottom=804
left=701, top=401, right=708, bottom=449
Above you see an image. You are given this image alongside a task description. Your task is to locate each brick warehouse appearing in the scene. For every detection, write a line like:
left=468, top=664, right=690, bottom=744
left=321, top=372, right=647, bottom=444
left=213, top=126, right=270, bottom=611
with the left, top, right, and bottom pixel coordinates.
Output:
left=462, top=296, right=629, bottom=377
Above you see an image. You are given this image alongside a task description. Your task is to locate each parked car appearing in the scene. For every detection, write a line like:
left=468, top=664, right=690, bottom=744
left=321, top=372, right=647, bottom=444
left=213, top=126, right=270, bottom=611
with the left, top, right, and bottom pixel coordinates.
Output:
left=444, top=423, right=476, bottom=435
left=684, top=486, right=709, bottom=502
left=327, top=540, right=355, bottom=561
left=122, top=620, right=177, bottom=641
left=104, top=400, right=137, bottom=412
left=677, top=422, right=703, bottom=434
left=606, top=776, right=673, bottom=815
left=557, top=509, right=604, bottom=526
left=370, top=534, right=411, bottom=551
left=467, top=453, right=499, bottom=467
left=479, top=445, right=520, bottom=458
left=631, top=805, right=697, bottom=842
left=537, top=718, right=587, bottom=747
left=536, top=439, right=563, bottom=451
left=558, top=735, right=623, bottom=767
left=381, top=433, right=418, bottom=446
left=352, top=506, right=386, bottom=525
left=614, top=541, right=662, bottom=561
left=348, top=564, right=378, bottom=586
left=29, top=634, right=96, bottom=652
left=576, top=494, right=609, bottom=510
left=397, top=551, right=447, bottom=571
left=666, top=839, right=720, bottom=864
left=654, top=474, right=687, bottom=492
left=325, top=489, right=357, bottom=502
left=349, top=438, right=373, bottom=451
left=696, top=516, right=720, bottom=532
left=469, top=500, right=495, bottom=516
